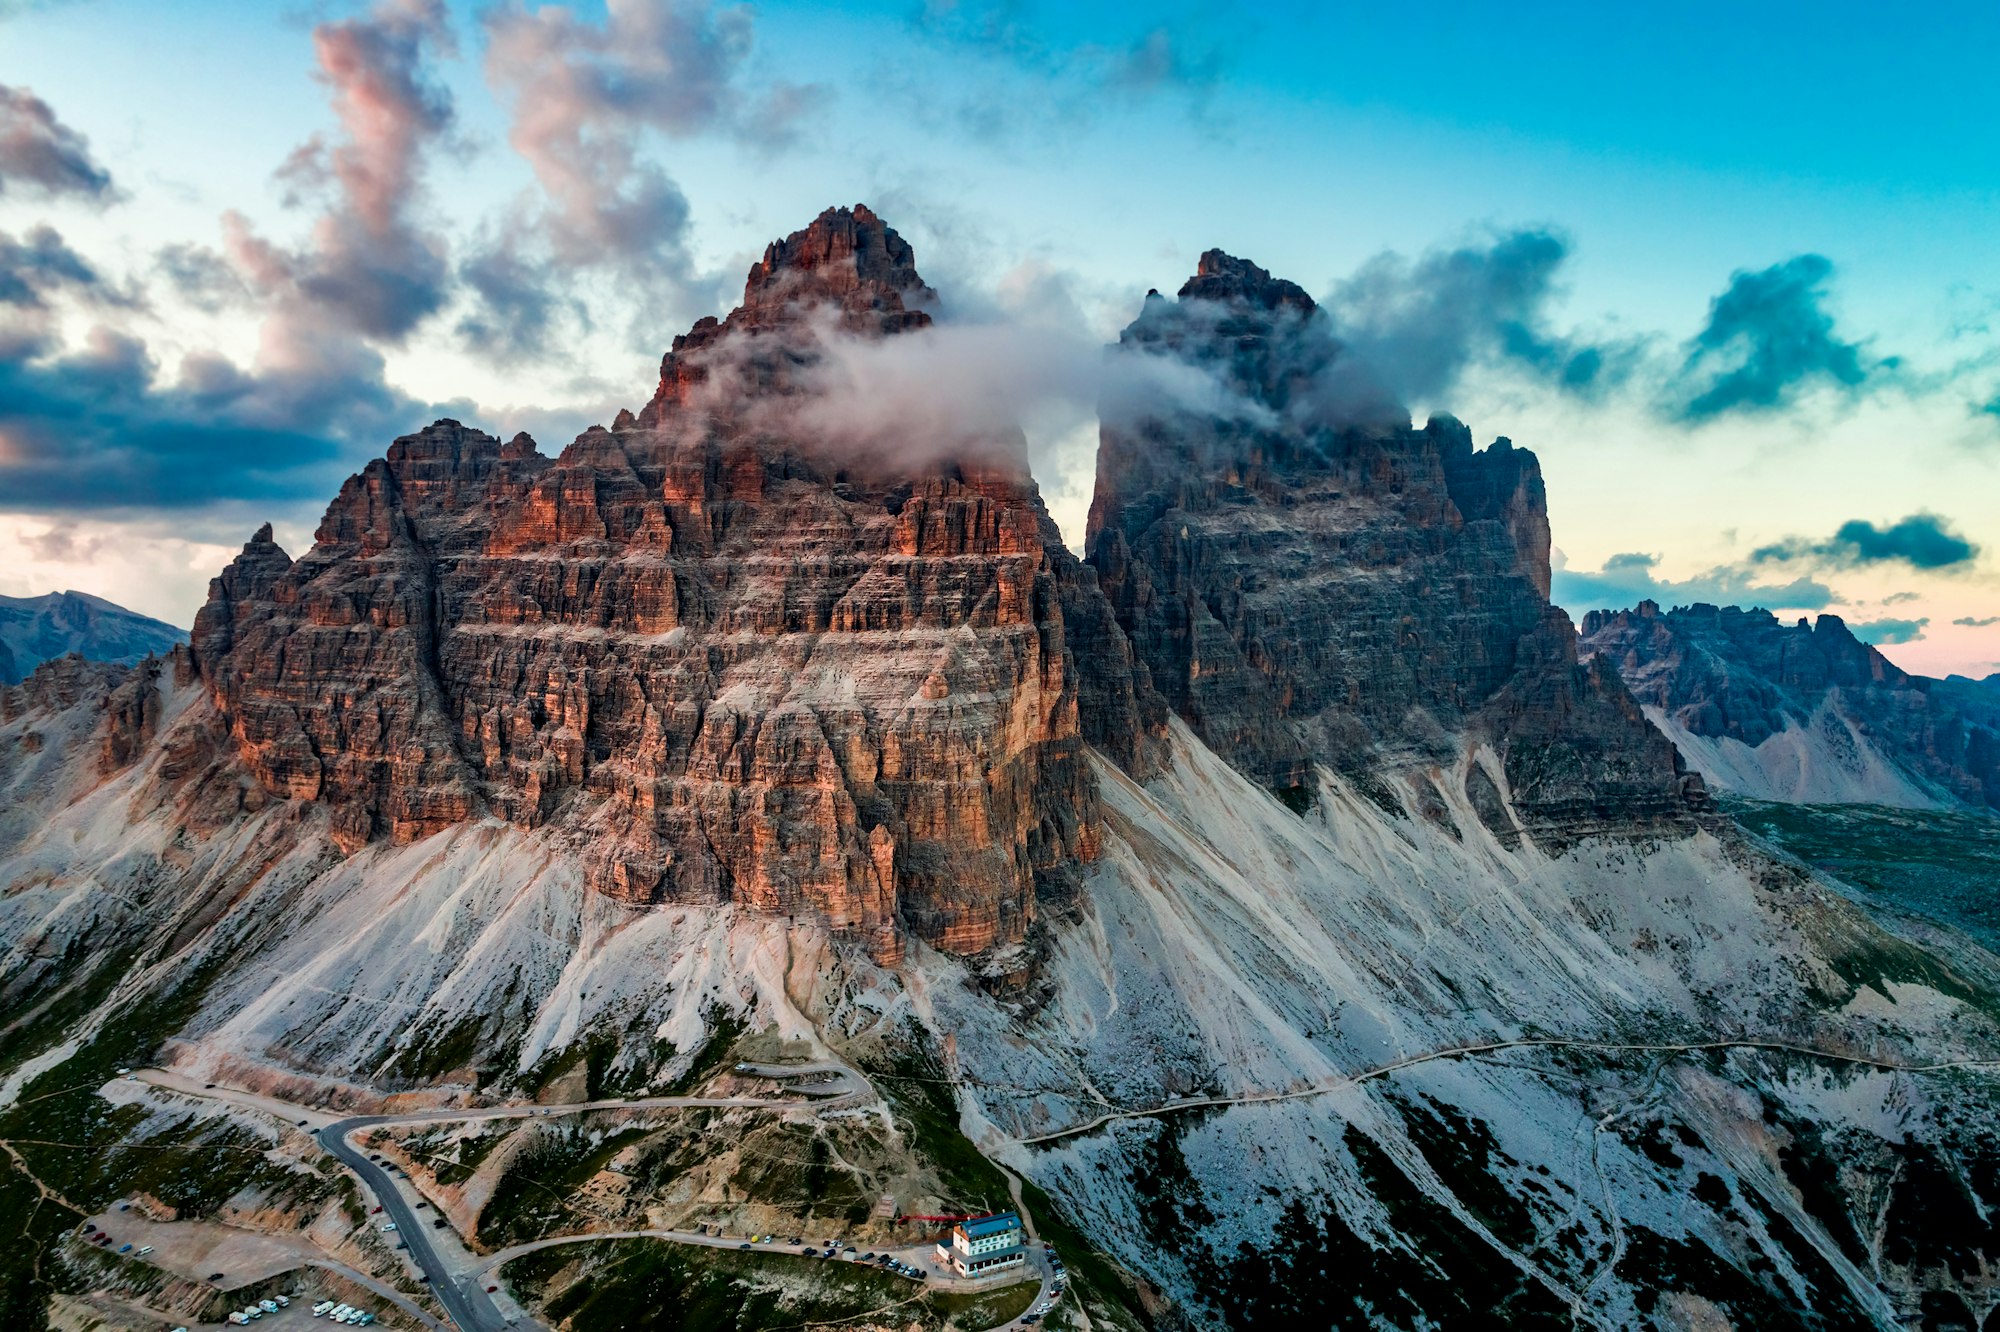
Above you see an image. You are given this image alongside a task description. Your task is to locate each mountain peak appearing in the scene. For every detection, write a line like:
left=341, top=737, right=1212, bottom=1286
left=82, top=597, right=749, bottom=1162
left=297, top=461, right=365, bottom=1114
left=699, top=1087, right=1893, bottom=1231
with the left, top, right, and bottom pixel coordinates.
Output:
left=739, top=204, right=936, bottom=334
left=1183, top=248, right=1316, bottom=313
left=640, top=204, right=937, bottom=424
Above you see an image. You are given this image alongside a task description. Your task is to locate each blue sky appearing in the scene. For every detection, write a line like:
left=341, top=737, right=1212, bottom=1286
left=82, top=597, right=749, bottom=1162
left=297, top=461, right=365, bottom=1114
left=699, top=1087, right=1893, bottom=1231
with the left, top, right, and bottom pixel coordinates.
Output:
left=1, top=0, right=1996, bottom=674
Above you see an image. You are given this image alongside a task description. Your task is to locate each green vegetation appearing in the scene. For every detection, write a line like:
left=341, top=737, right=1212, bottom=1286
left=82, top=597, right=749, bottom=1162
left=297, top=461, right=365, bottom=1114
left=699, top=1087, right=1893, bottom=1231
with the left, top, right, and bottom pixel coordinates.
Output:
left=726, top=1122, right=873, bottom=1224
left=1194, top=1125, right=1569, bottom=1329
left=1271, top=783, right=1315, bottom=817
left=479, top=1122, right=655, bottom=1246
left=1016, top=1175, right=1150, bottom=1332
left=927, top=1278, right=1039, bottom=1329
left=0, top=953, right=258, bottom=1331
left=502, top=1238, right=923, bottom=1332
left=1726, top=797, right=2000, bottom=952
left=860, top=1022, right=1012, bottom=1216
left=1392, top=1093, right=1536, bottom=1249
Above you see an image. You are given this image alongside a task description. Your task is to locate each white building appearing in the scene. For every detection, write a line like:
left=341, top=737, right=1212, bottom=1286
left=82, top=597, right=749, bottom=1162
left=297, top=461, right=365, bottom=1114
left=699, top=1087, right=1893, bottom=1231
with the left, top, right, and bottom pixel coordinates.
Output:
left=936, top=1212, right=1026, bottom=1277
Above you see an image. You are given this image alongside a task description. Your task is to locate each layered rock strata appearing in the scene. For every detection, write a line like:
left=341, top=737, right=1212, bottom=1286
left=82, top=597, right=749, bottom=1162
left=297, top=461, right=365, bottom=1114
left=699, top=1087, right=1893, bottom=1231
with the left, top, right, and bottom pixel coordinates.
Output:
left=191, top=206, right=1156, bottom=964
left=1086, top=250, right=1701, bottom=837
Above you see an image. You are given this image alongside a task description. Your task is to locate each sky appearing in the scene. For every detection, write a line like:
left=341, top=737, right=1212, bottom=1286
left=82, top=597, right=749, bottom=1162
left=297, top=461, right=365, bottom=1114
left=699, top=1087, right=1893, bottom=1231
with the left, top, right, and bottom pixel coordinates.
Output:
left=1, top=0, right=1996, bottom=676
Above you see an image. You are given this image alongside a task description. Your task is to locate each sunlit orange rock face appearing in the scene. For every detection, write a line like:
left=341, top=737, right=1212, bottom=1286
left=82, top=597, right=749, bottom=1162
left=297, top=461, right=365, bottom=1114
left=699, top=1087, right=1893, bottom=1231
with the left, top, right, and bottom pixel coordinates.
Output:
left=191, top=205, right=1157, bottom=966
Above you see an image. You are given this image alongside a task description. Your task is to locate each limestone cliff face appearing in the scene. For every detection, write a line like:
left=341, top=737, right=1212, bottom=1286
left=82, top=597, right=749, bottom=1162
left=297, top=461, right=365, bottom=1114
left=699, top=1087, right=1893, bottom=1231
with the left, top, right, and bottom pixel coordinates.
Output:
left=1086, top=250, right=1700, bottom=838
left=1582, top=600, right=2000, bottom=810
left=190, top=206, right=1152, bottom=966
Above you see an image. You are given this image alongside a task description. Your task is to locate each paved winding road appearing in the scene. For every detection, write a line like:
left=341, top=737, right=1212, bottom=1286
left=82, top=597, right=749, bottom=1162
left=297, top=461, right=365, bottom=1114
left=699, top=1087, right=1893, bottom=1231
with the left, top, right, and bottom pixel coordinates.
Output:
left=318, top=1116, right=510, bottom=1331
left=140, top=1062, right=870, bottom=1330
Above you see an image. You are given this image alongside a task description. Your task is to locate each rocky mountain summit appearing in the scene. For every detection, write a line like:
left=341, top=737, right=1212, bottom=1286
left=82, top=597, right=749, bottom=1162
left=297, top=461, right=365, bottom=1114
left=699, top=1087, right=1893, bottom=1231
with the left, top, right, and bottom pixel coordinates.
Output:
left=0, top=589, right=186, bottom=685
left=1581, top=600, right=2000, bottom=810
left=189, top=205, right=1155, bottom=970
left=1087, top=250, right=1704, bottom=842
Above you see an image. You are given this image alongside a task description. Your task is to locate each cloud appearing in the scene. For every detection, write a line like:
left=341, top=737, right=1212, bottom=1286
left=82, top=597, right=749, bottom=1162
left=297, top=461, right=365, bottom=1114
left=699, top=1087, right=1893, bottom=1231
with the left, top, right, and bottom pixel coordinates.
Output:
left=1850, top=616, right=1929, bottom=645
left=0, top=321, right=466, bottom=511
left=1955, top=615, right=2000, bottom=628
left=902, top=2, right=1235, bottom=140
left=0, top=85, right=116, bottom=202
left=0, top=1, right=504, bottom=519
left=1552, top=550, right=1837, bottom=616
left=471, top=0, right=822, bottom=347
left=18, top=521, right=104, bottom=563
left=1103, top=28, right=1225, bottom=100
left=677, top=289, right=1264, bottom=477
left=1670, top=254, right=1882, bottom=422
left=1324, top=228, right=1633, bottom=411
left=0, top=225, right=116, bottom=310
left=153, top=242, right=252, bottom=314
left=225, top=0, right=456, bottom=342
left=1752, top=512, right=1979, bottom=571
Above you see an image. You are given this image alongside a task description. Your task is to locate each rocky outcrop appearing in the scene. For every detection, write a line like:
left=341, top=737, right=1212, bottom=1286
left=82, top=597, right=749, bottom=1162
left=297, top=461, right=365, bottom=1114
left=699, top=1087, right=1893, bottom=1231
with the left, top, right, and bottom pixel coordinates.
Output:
left=1582, top=601, right=2000, bottom=810
left=1086, top=250, right=1700, bottom=837
left=0, top=589, right=187, bottom=685
left=189, top=206, right=1155, bottom=967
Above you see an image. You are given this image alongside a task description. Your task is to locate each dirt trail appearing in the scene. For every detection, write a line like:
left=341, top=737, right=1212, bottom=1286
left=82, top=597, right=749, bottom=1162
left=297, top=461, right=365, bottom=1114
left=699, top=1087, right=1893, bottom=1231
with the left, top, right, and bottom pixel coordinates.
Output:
left=1013, top=1036, right=2000, bottom=1145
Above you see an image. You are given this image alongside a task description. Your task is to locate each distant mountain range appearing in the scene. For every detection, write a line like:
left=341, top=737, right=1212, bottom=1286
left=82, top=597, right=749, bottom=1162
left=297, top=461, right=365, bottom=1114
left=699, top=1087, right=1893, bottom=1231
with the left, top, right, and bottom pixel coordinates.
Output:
left=1581, top=600, right=2000, bottom=811
left=0, top=589, right=188, bottom=686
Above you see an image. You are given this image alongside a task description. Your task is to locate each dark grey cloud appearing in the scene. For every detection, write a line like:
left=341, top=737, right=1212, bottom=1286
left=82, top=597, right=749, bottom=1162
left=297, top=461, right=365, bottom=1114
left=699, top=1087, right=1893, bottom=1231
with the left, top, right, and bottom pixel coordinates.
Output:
left=1671, top=254, right=1881, bottom=422
left=1324, top=229, right=1634, bottom=410
left=0, top=320, right=474, bottom=511
left=1955, top=615, right=2000, bottom=628
left=1753, top=512, right=1979, bottom=571
left=226, top=0, right=456, bottom=343
left=454, top=230, right=579, bottom=363
left=1850, top=616, right=1929, bottom=646
left=0, top=84, right=116, bottom=202
left=1552, top=550, right=1837, bottom=617
left=0, top=225, right=107, bottom=309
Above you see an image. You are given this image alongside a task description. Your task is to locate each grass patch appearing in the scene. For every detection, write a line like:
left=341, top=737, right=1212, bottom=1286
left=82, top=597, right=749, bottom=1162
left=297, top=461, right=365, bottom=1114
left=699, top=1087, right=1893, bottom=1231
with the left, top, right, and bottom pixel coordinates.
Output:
left=0, top=951, right=248, bottom=1329
left=501, top=1237, right=921, bottom=1332
left=479, top=1123, right=655, bottom=1247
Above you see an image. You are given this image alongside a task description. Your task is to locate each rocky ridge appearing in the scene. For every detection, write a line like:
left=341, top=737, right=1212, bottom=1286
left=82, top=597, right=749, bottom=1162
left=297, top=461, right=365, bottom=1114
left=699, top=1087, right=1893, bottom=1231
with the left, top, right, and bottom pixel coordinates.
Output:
left=1086, top=250, right=1704, bottom=841
left=1581, top=600, right=2000, bottom=810
left=189, top=206, right=1156, bottom=969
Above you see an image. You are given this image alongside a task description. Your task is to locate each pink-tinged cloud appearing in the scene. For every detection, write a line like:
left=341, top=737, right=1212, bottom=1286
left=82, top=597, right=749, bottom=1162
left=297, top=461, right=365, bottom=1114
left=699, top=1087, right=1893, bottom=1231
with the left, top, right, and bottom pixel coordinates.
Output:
left=232, top=0, right=456, bottom=342
left=0, top=85, right=117, bottom=202
left=465, top=1, right=825, bottom=356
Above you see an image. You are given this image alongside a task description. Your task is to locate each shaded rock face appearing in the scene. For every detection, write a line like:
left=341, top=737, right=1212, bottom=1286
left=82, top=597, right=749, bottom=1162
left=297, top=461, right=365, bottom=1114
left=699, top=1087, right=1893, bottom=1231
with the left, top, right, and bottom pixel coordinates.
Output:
left=1086, top=250, right=1698, bottom=836
left=1582, top=601, right=2000, bottom=811
left=0, top=589, right=187, bottom=685
left=190, top=206, right=1152, bottom=966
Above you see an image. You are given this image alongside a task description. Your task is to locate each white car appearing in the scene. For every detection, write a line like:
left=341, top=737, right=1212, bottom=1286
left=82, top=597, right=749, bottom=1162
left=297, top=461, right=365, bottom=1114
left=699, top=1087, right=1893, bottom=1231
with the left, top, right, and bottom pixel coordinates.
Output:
left=381, top=1222, right=396, bottom=1231
left=312, top=1301, right=334, bottom=1316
